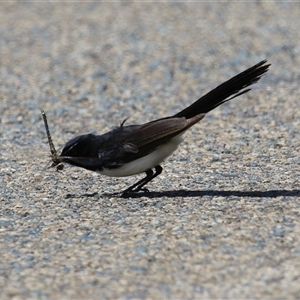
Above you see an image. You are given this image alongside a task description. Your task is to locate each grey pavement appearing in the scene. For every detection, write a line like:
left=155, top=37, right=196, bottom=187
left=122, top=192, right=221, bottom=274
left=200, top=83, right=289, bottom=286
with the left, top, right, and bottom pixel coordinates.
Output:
left=1, top=2, right=300, bottom=299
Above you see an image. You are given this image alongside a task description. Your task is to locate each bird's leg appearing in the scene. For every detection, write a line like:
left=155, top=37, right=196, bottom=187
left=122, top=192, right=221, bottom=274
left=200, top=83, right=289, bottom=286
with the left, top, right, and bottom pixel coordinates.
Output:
left=122, top=165, right=163, bottom=196
left=134, top=165, right=163, bottom=192
left=121, top=169, right=153, bottom=195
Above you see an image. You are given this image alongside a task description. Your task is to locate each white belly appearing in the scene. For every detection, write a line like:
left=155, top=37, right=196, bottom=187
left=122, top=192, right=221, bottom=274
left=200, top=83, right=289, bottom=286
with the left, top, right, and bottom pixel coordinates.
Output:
left=98, top=135, right=183, bottom=177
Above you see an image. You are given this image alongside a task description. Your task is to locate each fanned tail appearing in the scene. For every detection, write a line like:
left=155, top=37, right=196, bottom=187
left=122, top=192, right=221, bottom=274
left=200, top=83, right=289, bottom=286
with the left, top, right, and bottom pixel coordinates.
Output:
left=174, top=60, right=270, bottom=119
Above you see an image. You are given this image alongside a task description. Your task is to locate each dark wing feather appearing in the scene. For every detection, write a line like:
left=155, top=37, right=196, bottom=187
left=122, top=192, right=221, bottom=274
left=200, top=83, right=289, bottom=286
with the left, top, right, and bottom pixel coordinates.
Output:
left=125, top=117, right=188, bottom=147
left=117, top=115, right=206, bottom=164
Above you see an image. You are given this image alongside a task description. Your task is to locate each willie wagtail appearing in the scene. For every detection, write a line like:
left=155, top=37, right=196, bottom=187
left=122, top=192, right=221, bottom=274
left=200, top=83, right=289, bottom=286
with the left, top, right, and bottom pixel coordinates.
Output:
left=42, top=60, right=270, bottom=196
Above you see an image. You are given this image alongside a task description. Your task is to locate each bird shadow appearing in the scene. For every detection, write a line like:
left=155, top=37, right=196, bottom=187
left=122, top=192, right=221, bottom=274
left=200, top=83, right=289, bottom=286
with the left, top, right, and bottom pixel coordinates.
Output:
left=77, top=189, right=300, bottom=199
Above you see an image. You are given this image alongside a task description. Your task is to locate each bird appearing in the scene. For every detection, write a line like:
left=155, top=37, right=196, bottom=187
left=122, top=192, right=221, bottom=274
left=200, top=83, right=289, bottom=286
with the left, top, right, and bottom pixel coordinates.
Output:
left=41, top=60, right=270, bottom=196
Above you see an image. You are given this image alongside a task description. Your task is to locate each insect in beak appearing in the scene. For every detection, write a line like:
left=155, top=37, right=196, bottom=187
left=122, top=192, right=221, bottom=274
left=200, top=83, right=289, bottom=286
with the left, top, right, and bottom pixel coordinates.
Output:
left=41, top=109, right=64, bottom=171
left=50, top=161, right=64, bottom=171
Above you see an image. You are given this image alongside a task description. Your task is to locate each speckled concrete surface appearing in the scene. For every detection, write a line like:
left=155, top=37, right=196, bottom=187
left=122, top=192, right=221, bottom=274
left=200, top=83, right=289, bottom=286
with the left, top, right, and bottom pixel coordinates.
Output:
left=1, top=2, right=300, bottom=299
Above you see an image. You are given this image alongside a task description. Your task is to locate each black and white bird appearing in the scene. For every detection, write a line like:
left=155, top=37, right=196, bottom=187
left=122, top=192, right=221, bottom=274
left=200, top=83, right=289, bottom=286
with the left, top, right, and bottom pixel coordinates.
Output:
left=42, top=60, right=270, bottom=196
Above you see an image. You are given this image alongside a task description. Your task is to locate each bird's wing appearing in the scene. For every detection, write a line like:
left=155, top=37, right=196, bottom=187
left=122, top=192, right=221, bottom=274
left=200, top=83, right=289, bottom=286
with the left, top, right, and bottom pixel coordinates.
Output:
left=125, top=117, right=189, bottom=146
left=114, top=114, right=205, bottom=162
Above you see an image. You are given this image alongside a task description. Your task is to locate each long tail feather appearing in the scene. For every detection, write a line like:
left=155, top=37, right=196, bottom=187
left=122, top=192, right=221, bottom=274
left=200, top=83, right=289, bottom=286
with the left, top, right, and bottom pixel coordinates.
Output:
left=174, top=60, right=270, bottom=119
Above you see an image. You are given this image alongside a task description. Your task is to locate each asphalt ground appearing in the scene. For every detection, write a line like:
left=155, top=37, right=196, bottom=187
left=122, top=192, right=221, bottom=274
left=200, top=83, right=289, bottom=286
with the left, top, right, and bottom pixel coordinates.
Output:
left=1, top=2, right=300, bottom=299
